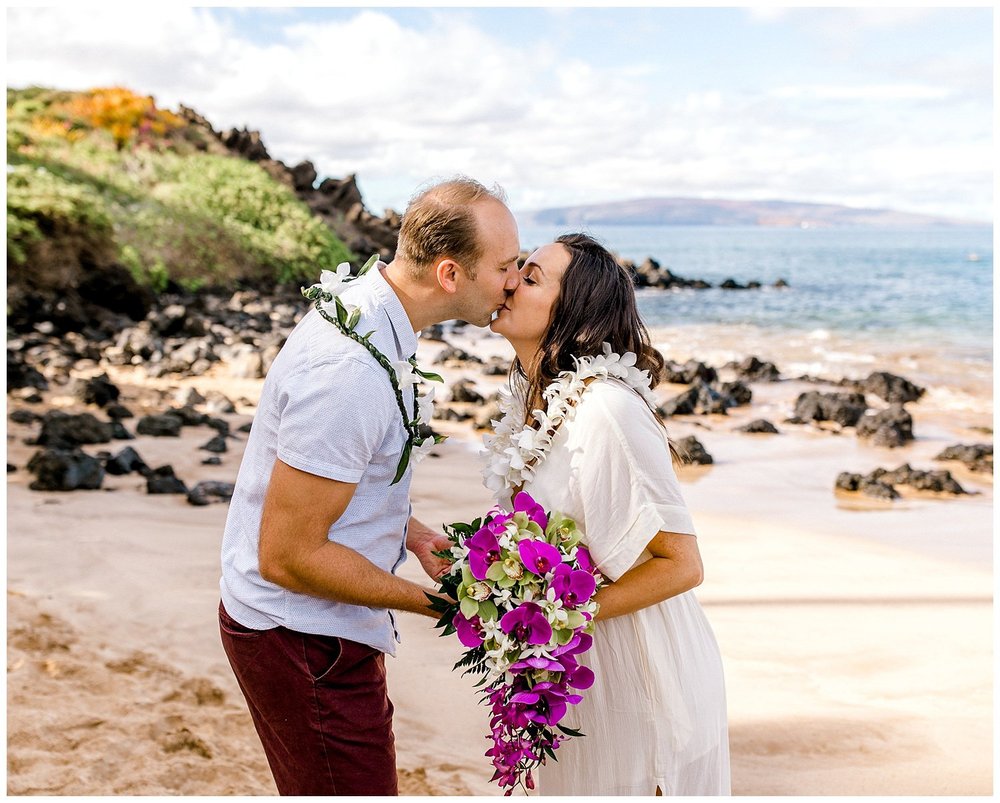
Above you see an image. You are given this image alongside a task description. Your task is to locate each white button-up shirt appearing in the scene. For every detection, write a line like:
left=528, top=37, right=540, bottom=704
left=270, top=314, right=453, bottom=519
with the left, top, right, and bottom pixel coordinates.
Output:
left=220, top=265, right=418, bottom=655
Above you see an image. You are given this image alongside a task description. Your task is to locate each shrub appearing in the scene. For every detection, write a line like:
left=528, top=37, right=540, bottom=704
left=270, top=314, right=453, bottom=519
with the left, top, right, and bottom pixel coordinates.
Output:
left=6, top=164, right=115, bottom=269
left=7, top=86, right=353, bottom=291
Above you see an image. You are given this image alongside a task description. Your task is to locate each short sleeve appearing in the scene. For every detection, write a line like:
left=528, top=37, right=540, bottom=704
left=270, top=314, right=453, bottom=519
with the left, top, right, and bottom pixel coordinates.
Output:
left=571, top=382, right=696, bottom=582
left=276, top=357, right=396, bottom=483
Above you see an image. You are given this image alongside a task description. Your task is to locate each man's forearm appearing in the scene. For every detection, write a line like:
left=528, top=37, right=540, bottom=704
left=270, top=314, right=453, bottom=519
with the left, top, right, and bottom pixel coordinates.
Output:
left=263, top=539, right=441, bottom=617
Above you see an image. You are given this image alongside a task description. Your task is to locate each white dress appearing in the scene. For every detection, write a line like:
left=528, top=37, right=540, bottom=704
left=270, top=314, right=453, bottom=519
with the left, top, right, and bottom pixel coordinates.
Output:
left=525, top=379, right=731, bottom=796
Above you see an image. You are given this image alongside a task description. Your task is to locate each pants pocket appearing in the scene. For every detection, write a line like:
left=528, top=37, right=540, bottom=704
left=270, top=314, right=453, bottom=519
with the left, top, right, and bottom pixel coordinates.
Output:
left=302, top=632, right=343, bottom=684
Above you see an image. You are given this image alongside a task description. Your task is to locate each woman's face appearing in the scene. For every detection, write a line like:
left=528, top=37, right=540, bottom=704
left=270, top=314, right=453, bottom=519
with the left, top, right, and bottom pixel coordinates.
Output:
left=490, top=242, right=572, bottom=351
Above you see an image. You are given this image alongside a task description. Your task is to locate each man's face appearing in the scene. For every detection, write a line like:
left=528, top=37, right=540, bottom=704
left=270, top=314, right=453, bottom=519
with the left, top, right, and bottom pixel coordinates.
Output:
left=454, top=199, right=521, bottom=327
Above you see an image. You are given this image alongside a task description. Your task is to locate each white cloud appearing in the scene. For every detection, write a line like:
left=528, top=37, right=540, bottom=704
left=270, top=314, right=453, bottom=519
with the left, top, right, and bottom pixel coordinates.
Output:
left=770, top=84, right=951, bottom=102
left=5, top=6, right=992, bottom=222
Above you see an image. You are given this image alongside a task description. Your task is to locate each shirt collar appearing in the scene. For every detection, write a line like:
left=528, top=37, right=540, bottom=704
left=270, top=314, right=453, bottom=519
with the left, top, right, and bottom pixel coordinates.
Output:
left=365, top=261, right=419, bottom=359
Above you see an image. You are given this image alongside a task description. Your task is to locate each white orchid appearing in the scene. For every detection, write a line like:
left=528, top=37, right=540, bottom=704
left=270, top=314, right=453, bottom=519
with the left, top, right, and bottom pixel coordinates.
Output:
left=390, top=359, right=420, bottom=390
left=311, top=261, right=353, bottom=297
left=410, top=437, right=439, bottom=464
left=416, top=385, right=436, bottom=423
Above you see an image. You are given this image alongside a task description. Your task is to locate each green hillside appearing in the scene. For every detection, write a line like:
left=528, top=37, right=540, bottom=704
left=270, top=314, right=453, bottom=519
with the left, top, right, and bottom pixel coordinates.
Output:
left=6, top=86, right=353, bottom=293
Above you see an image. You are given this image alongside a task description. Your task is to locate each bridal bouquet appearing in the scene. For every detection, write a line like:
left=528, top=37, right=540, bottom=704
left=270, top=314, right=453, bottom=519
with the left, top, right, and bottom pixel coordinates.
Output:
left=429, top=491, right=606, bottom=794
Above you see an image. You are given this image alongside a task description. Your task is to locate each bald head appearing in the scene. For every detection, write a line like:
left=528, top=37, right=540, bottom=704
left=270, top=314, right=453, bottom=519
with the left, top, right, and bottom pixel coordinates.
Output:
left=396, top=177, right=509, bottom=280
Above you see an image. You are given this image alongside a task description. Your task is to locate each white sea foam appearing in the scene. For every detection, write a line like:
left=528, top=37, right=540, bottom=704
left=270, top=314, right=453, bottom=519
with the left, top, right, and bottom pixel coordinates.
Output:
left=811, top=347, right=877, bottom=365
left=923, top=386, right=994, bottom=415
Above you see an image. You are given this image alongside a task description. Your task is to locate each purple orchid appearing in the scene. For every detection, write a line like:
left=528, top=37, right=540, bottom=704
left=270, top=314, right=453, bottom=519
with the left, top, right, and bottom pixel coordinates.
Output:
left=562, top=657, right=596, bottom=691
left=453, top=613, right=484, bottom=648
left=553, top=631, right=593, bottom=657
left=509, top=655, right=566, bottom=673
left=550, top=562, right=598, bottom=608
left=512, top=491, right=547, bottom=528
left=467, top=526, right=503, bottom=580
left=518, top=539, right=562, bottom=576
left=484, top=509, right=513, bottom=534
left=500, top=602, right=553, bottom=645
left=509, top=681, right=575, bottom=726
left=575, top=546, right=596, bottom=574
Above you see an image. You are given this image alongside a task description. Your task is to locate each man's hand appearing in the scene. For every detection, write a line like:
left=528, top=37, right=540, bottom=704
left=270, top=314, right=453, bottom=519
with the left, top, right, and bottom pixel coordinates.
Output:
left=406, top=517, right=454, bottom=581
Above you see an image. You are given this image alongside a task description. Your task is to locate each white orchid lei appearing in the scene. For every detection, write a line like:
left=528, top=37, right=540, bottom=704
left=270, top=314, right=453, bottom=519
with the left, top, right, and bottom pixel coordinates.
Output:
left=301, top=254, right=445, bottom=484
left=480, top=343, right=659, bottom=504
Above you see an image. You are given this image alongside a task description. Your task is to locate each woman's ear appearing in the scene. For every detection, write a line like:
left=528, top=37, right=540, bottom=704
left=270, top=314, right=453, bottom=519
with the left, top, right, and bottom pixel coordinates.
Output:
left=435, top=258, right=462, bottom=294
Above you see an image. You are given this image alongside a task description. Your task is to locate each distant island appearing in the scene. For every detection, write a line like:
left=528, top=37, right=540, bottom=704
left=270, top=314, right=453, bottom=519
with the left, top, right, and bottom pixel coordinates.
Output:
left=518, top=197, right=986, bottom=229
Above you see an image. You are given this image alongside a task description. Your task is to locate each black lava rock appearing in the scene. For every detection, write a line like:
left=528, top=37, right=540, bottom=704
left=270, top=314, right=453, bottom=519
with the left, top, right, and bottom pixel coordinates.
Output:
left=200, top=434, right=228, bottom=453
left=934, top=443, right=993, bottom=474
left=433, top=345, right=483, bottom=366
left=714, top=380, right=752, bottom=406
left=7, top=349, right=49, bottom=392
left=187, top=480, right=236, bottom=506
left=876, top=464, right=967, bottom=495
left=73, top=373, right=121, bottom=408
left=166, top=406, right=209, bottom=427
left=855, top=371, right=925, bottom=405
left=205, top=418, right=231, bottom=436
left=27, top=447, right=105, bottom=491
left=136, top=414, right=184, bottom=437
left=146, top=465, right=188, bottom=494
left=859, top=478, right=900, bottom=500
left=110, top=421, right=134, bottom=440
left=433, top=405, right=474, bottom=422
left=660, top=381, right=734, bottom=416
left=36, top=412, right=114, bottom=448
left=663, top=359, right=717, bottom=385
left=856, top=404, right=914, bottom=448
left=835, top=472, right=862, bottom=491
left=449, top=381, right=485, bottom=404
left=421, top=324, right=447, bottom=342
left=105, top=403, right=135, bottom=420
left=9, top=409, right=40, bottom=425
left=482, top=356, right=512, bottom=376
left=737, top=419, right=779, bottom=434
left=724, top=356, right=781, bottom=382
left=792, top=391, right=869, bottom=427
left=677, top=436, right=713, bottom=465
left=104, top=446, right=150, bottom=476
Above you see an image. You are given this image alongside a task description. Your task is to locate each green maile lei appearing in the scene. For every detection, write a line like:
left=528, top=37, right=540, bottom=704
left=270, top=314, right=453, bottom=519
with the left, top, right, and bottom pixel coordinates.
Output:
left=301, top=253, right=446, bottom=484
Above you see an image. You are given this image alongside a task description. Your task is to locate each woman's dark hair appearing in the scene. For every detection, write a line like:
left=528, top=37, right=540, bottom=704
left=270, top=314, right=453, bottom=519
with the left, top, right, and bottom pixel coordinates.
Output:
left=512, top=232, right=682, bottom=462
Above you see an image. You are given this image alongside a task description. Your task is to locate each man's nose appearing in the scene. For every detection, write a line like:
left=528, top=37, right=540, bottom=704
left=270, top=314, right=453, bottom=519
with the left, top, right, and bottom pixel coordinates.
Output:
left=504, top=267, right=521, bottom=292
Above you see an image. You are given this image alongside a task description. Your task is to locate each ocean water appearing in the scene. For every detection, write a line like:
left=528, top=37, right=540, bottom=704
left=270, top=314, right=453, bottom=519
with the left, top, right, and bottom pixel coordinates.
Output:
left=516, top=224, right=993, bottom=407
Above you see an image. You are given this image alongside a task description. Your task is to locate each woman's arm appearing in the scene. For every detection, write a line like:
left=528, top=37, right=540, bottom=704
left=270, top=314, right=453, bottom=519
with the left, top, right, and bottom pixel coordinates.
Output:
left=592, top=530, right=704, bottom=620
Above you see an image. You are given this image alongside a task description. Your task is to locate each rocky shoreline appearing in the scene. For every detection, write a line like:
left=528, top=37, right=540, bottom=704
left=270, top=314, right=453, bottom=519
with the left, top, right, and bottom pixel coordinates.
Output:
left=7, top=281, right=991, bottom=506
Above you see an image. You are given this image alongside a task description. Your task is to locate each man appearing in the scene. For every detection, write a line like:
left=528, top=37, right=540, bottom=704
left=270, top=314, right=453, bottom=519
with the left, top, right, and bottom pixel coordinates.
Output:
left=218, top=177, right=521, bottom=795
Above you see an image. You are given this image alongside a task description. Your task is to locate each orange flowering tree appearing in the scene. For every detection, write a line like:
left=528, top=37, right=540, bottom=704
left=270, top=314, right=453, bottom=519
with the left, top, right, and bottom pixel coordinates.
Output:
left=65, top=87, right=184, bottom=149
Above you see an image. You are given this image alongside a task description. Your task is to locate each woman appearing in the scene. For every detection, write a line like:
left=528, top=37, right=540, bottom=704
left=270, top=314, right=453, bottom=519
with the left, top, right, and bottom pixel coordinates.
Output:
left=484, top=233, right=731, bottom=795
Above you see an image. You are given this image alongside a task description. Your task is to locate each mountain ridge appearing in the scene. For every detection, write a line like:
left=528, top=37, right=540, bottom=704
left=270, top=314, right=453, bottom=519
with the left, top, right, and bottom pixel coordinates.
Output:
left=517, top=197, right=986, bottom=228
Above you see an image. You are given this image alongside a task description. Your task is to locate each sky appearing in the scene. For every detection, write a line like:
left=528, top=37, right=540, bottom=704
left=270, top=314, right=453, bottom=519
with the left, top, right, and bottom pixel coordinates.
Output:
left=5, top=5, right=994, bottom=222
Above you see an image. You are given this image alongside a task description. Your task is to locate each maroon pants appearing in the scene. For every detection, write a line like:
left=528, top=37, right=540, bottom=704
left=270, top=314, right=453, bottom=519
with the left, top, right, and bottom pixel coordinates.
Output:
left=219, top=601, right=397, bottom=795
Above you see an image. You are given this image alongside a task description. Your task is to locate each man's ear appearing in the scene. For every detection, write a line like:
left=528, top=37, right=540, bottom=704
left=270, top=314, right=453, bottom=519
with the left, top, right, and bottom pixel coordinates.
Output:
left=435, top=258, right=462, bottom=294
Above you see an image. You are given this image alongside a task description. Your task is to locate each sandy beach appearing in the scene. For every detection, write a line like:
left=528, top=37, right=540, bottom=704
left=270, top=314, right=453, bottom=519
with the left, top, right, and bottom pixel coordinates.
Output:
left=6, top=328, right=993, bottom=795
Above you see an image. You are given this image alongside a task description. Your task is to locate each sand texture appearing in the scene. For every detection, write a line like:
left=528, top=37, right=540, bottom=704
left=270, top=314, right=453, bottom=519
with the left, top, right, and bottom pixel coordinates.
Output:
left=6, top=329, right=992, bottom=795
